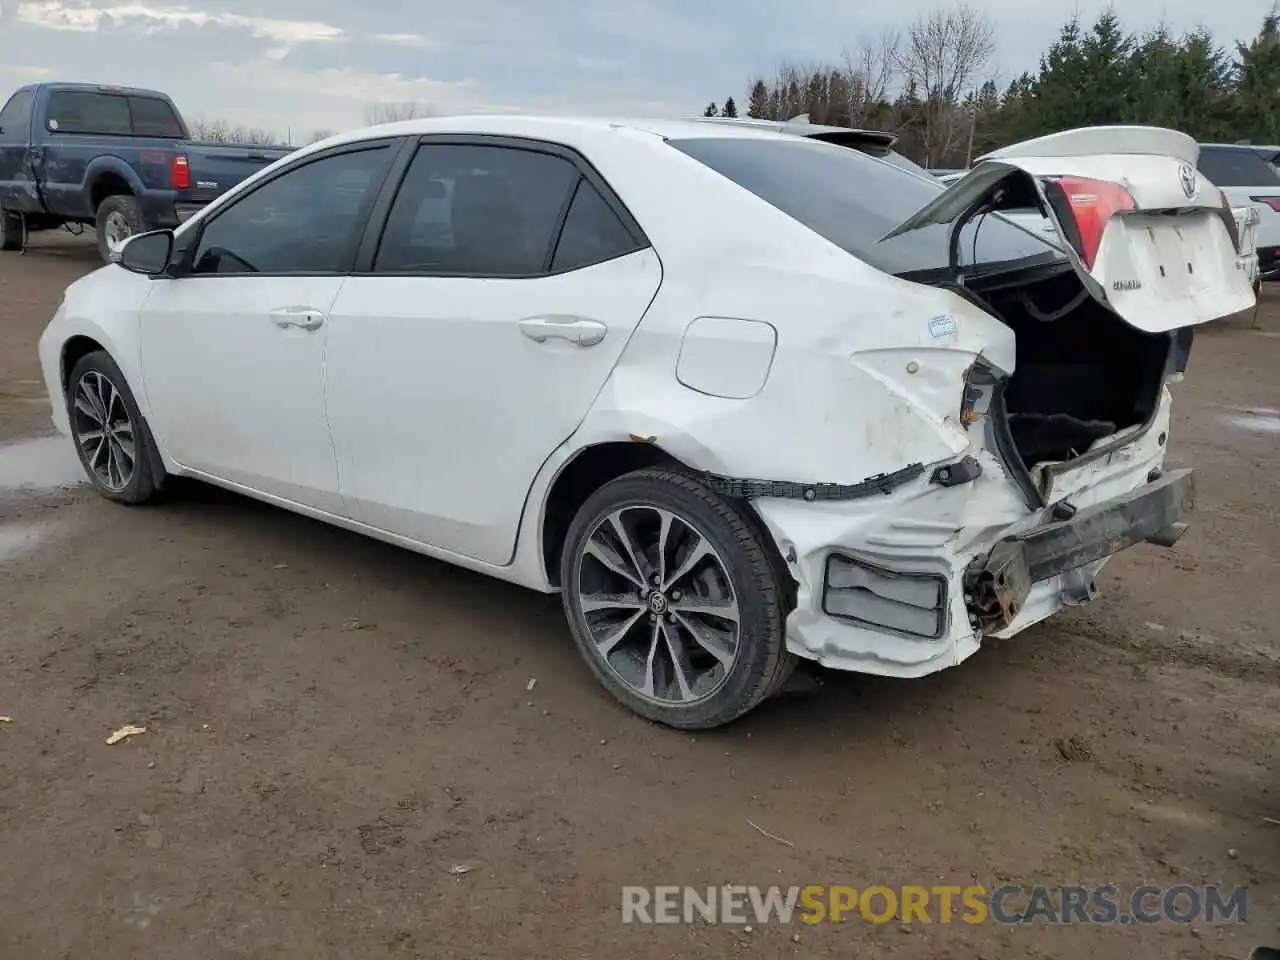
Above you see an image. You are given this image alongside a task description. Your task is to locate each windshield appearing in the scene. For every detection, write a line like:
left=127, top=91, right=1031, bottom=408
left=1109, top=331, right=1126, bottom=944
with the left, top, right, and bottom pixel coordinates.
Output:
left=668, top=136, right=1064, bottom=278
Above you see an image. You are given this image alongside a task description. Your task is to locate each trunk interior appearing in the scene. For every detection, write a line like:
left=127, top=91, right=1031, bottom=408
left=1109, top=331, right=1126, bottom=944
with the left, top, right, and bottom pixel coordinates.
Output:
left=965, top=270, right=1172, bottom=470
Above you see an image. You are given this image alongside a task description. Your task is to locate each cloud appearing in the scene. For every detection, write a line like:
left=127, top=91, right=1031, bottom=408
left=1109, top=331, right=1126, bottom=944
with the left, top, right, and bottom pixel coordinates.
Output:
left=15, top=1, right=343, bottom=48
left=0, top=0, right=1267, bottom=139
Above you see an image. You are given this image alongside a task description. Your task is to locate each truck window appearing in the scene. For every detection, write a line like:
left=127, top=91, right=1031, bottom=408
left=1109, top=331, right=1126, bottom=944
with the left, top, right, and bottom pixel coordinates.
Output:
left=127, top=96, right=184, bottom=138
left=0, top=88, right=35, bottom=143
left=45, top=91, right=133, bottom=136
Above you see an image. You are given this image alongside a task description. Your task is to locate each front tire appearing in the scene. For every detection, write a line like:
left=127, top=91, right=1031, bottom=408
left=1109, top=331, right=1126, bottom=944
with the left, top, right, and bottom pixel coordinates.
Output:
left=66, top=350, right=165, bottom=505
left=95, top=195, right=143, bottom=264
left=560, top=467, right=795, bottom=730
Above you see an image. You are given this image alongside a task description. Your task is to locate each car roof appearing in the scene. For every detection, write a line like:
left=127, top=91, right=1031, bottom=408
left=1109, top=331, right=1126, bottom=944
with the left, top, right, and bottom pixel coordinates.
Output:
left=299, top=114, right=861, bottom=161
left=307, top=114, right=901, bottom=157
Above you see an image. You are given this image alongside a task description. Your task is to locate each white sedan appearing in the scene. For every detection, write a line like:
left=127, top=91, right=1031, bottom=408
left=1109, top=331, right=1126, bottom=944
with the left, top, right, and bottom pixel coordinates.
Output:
left=37, top=118, right=1253, bottom=729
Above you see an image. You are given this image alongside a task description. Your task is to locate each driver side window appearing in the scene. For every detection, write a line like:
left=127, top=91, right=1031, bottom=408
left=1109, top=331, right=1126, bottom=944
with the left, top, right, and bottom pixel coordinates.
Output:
left=191, top=145, right=391, bottom=276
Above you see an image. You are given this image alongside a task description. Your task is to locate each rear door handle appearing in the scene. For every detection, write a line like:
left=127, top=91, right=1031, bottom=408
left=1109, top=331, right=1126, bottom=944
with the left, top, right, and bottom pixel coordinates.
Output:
left=518, top=316, right=607, bottom=347
left=269, top=307, right=326, bottom=331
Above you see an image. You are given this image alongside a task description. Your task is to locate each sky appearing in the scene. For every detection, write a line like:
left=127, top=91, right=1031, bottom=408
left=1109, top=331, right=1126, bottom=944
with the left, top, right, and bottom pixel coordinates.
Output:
left=0, top=0, right=1268, bottom=141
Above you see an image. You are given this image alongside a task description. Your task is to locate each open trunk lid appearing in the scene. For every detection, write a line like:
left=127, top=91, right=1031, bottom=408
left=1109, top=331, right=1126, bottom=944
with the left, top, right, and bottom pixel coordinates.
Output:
left=882, top=125, right=1256, bottom=332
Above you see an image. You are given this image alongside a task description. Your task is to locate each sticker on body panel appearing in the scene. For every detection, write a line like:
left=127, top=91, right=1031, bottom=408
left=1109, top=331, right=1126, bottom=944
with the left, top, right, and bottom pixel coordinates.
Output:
left=929, top=314, right=957, bottom=340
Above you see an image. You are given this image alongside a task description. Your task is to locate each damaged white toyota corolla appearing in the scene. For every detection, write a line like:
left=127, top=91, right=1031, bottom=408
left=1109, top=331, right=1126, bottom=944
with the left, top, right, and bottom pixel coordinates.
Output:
left=37, top=118, right=1255, bottom=729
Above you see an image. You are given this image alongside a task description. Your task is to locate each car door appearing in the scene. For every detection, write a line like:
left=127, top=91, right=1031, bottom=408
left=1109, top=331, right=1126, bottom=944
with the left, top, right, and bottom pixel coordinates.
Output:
left=324, top=137, right=662, bottom=564
left=0, top=87, right=39, bottom=214
left=138, top=140, right=398, bottom=514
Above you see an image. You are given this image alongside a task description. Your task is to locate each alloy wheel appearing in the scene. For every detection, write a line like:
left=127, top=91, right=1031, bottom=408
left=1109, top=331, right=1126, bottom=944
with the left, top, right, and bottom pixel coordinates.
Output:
left=71, top=370, right=136, bottom=492
left=575, top=505, right=741, bottom=706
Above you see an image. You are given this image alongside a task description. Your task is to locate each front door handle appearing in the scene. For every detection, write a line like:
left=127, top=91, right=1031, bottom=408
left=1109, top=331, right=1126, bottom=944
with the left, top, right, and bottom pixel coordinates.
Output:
left=518, top=315, right=607, bottom=347
left=269, top=307, right=326, bottom=331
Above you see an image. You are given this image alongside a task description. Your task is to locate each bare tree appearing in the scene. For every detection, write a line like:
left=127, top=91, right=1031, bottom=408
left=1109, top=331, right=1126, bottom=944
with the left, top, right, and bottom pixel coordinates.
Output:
left=896, top=2, right=995, bottom=165
left=306, top=129, right=338, bottom=144
left=363, top=101, right=439, bottom=125
left=844, top=29, right=901, bottom=126
left=187, top=117, right=284, bottom=146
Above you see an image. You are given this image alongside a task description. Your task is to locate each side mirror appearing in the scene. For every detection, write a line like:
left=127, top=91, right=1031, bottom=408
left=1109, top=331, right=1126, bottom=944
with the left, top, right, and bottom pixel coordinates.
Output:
left=118, top=229, right=175, bottom=276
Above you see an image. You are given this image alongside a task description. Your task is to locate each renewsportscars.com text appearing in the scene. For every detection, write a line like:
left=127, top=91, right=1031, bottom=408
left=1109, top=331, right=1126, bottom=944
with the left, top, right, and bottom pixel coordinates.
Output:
left=621, top=884, right=1248, bottom=926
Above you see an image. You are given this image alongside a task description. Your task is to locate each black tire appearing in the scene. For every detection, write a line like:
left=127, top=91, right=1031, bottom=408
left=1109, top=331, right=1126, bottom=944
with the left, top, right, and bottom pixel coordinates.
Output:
left=66, top=350, right=165, bottom=505
left=560, top=467, right=796, bottom=730
left=0, top=208, right=22, bottom=251
left=94, top=194, right=144, bottom=264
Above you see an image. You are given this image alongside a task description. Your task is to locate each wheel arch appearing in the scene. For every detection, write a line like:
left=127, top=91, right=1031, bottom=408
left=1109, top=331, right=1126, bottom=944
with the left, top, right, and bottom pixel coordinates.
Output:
left=61, top=337, right=168, bottom=491
left=536, top=437, right=795, bottom=606
left=60, top=334, right=109, bottom=393
left=540, top=439, right=680, bottom=588
left=84, top=157, right=143, bottom=212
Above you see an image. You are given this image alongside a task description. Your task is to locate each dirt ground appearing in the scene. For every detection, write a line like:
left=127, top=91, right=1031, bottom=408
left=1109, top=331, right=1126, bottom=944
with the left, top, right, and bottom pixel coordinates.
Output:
left=0, top=232, right=1277, bottom=960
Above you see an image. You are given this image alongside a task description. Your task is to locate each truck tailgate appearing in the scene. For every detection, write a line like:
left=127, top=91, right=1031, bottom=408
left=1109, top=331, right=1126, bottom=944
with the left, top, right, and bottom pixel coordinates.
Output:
left=181, top=143, right=293, bottom=205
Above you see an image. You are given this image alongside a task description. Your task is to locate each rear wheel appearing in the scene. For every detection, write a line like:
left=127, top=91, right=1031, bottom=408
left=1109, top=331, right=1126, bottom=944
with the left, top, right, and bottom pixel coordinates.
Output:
left=560, top=467, right=795, bottom=730
left=66, top=350, right=165, bottom=505
left=0, top=208, right=23, bottom=251
left=95, top=195, right=143, bottom=264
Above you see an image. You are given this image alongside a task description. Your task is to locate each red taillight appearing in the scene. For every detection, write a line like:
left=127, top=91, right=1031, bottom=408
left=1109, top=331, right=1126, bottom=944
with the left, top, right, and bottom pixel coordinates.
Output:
left=170, top=153, right=191, bottom=190
left=1044, top=176, right=1136, bottom=270
left=1250, top=195, right=1280, bottom=212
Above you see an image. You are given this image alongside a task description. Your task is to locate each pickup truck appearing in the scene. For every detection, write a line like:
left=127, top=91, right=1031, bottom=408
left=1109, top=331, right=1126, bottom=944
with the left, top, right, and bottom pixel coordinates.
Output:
left=0, top=82, right=293, bottom=263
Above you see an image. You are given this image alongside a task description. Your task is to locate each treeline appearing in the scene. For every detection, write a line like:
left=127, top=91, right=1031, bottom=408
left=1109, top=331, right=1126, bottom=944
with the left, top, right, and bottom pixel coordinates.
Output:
left=710, top=4, right=1280, bottom=168
left=185, top=101, right=437, bottom=147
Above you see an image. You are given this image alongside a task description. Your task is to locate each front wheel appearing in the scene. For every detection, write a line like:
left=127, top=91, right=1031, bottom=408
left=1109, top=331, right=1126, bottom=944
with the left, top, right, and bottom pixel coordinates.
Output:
left=66, top=350, right=165, bottom=504
left=560, top=467, right=795, bottom=730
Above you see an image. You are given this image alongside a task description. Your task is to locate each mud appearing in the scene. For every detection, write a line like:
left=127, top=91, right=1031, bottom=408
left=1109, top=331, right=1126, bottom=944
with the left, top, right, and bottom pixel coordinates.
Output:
left=1, top=232, right=1277, bottom=959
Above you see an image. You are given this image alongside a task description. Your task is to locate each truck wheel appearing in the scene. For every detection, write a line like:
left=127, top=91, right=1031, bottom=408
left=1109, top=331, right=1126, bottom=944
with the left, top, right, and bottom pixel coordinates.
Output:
left=0, top=209, right=23, bottom=251
left=95, top=195, right=144, bottom=264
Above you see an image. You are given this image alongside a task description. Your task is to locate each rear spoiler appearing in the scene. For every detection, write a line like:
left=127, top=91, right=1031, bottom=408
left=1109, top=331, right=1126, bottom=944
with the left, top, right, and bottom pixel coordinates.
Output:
left=978, top=125, right=1198, bottom=166
left=783, top=114, right=899, bottom=153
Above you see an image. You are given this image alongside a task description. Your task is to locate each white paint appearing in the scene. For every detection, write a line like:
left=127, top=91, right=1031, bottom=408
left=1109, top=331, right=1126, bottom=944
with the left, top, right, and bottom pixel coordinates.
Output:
left=326, top=249, right=662, bottom=563
left=902, top=127, right=1256, bottom=332
left=676, top=316, right=777, bottom=400
left=32, top=115, right=1201, bottom=705
left=0, top=435, right=85, bottom=494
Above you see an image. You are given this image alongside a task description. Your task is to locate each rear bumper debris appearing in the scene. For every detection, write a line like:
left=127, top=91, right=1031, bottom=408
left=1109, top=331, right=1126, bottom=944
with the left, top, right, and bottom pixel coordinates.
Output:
left=964, top=468, right=1194, bottom=633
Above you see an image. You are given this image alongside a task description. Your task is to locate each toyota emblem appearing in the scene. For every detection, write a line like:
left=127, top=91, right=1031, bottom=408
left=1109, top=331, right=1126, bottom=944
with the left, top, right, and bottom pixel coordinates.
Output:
left=1178, top=162, right=1198, bottom=200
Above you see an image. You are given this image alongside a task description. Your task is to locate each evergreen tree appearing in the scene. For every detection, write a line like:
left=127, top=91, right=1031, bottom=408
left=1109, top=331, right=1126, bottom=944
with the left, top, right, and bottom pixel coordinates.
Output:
left=703, top=102, right=718, bottom=117
left=721, top=97, right=738, bottom=118
left=746, top=80, right=770, bottom=119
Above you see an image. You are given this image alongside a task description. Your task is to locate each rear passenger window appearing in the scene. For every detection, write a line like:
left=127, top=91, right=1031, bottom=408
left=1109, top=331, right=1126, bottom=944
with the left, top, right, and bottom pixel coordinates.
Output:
left=375, top=144, right=580, bottom=276
left=551, top=179, right=641, bottom=272
left=45, top=91, right=132, bottom=135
